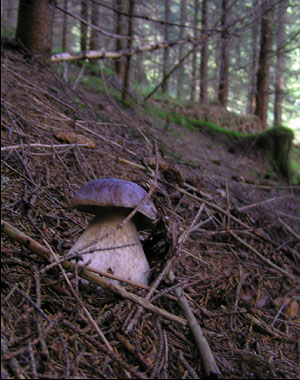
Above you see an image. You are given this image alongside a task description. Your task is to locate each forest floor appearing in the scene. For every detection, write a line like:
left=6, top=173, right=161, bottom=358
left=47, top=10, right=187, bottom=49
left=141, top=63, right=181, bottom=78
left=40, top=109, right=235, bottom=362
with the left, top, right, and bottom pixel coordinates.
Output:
left=1, top=43, right=300, bottom=379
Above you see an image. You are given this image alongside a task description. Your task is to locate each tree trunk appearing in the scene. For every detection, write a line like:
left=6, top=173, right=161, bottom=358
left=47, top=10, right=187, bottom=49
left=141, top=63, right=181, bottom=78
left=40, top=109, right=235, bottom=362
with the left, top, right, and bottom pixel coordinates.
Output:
left=115, top=0, right=127, bottom=80
left=2, top=0, right=19, bottom=34
left=162, top=0, right=171, bottom=95
left=89, top=1, right=100, bottom=64
left=61, top=0, right=68, bottom=52
left=247, top=0, right=259, bottom=114
left=255, top=0, right=273, bottom=129
left=199, top=0, right=208, bottom=104
left=218, top=0, right=229, bottom=108
left=177, top=0, right=187, bottom=100
left=190, top=0, right=200, bottom=102
left=15, top=0, right=55, bottom=60
left=274, top=0, right=288, bottom=126
left=80, top=0, right=88, bottom=52
left=122, top=0, right=135, bottom=101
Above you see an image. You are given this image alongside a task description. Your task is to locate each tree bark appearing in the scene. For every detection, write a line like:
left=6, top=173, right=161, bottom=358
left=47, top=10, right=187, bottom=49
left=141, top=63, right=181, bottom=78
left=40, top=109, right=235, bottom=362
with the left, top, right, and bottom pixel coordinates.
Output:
left=162, top=0, right=171, bottom=95
left=190, top=0, right=200, bottom=102
left=115, top=0, right=127, bottom=80
left=274, top=0, right=288, bottom=126
left=247, top=0, right=259, bottom=114
left=255, top=0, right=273, bottom=129
left=61, top=0, right=68, bottom=52
left=15, top=0, right=55, bottom=60
left=218, top=0, right=229, bottom=108
left=89, top=1, right=100, bottom=64
left=177, top=0, right=187, bottom=100
left=199, top=0, right=208, bottom=104
left=80, top=0, right=88, bottom=52
left=122, top=0, right=135, bottom=101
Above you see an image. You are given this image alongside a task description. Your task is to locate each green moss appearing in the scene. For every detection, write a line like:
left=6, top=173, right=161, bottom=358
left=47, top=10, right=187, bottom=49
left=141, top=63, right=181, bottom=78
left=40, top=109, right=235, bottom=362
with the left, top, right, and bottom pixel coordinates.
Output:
left=290, top=144, right=300, bottom=184
left=73, top=98, right=85, bottom=110
left=82, top=75, right=103, bottom=90
left=232, top=126, right=295, bottom=180
left=186, top=117, right=246, bottom=138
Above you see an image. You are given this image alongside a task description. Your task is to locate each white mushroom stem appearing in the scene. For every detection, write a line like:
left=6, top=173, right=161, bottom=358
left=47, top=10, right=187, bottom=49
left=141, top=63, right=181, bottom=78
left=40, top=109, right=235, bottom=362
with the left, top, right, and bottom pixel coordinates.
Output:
left=69, top=209, right=150, bottom=286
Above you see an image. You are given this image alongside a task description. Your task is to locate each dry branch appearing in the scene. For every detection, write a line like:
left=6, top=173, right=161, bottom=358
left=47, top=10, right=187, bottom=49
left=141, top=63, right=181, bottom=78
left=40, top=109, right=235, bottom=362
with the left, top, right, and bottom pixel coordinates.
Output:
left=1, top=143, right=90, bottom=151
left=227, top=227, right=295, bottom=281
left=51, top=35, right=205, bottom=63
left=168, top=270, right=221, bottom=378
left=89, top=0, right=203, bottom=30
left=278, top=217, right=300, bottom=240
left=74, top=121, right=138, bottom=157
left=1, top=219, right=187, bottom=327
left=144, top=41, right=202, bottom=101
left=56, top=5, right=128, bottom=40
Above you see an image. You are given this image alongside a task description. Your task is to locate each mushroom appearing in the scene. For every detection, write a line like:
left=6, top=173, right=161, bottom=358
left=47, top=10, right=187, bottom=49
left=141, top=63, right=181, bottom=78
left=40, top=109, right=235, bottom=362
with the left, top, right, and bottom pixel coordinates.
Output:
left=69, top=178, right=158, bottom=286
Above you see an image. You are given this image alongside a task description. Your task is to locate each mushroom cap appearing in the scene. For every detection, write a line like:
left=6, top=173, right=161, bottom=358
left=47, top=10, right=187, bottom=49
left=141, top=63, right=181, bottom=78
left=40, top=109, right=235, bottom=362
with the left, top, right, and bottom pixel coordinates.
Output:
left=71, top=178, right=158, bottom=229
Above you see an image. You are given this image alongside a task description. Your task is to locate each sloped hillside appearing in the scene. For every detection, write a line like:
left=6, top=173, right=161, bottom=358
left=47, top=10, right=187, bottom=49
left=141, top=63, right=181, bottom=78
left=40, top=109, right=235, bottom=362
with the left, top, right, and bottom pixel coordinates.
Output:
left=1, top=44, right=300, bottom=379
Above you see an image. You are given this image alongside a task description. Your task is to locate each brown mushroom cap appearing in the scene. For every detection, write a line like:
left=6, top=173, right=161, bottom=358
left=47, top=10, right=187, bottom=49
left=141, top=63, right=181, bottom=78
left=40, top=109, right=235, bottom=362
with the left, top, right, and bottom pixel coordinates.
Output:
left=71, top=178, right=158, bottom=229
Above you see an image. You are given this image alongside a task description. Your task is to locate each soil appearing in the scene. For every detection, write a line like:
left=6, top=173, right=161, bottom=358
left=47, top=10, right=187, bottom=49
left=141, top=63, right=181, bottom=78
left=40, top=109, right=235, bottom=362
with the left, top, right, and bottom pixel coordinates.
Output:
left=1, top=44, right=300, bottom=379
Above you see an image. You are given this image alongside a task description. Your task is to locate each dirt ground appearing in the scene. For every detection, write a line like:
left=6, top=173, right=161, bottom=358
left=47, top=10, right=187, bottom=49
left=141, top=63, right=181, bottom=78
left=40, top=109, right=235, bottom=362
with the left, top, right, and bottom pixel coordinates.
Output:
left=1, top=44, right=300, bottom=379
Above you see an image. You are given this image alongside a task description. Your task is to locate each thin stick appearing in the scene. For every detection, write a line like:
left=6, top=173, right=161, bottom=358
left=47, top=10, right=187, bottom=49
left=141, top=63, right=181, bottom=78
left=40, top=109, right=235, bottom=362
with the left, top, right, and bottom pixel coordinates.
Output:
left=1, top=335, right=27, bottom=379
left=237, top=196, right=288, bottom=212
left=118, top=156, right=212, bottom=199
left=168, top=205, right=220, bottom=378
left=56, top=4, right=129, bottom=40
left=227, top=227, right=295, bottom=281
left=144, top=41, right=201, bottom=101
left=1, top=219, right=186, bottom=326
left=44, top=240, right=113, bottom=352
left=125, top=256, right=176, bottom=333
left=168, top=270, right=221, bottom=378
left=242, top=310, right=285, bottom=339
left=73, top=62, right=86, bottom=90
left=278, top=217, right=300, bottom=240
left=1, top=143, right=90, bottom=151
left=75, top=122, right=138, bottom=157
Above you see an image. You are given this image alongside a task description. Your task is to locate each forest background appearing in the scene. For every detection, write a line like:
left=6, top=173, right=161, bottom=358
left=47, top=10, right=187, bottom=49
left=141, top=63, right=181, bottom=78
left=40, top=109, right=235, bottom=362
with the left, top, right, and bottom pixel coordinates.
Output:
left=1, top=0, right=300, bottom=142
left=2, top=2, right=300, bottom=378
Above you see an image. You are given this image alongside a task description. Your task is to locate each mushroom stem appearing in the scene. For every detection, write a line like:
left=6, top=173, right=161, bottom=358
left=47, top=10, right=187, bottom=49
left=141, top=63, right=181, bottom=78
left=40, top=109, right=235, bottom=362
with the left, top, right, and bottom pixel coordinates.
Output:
left=69, top=209, right=150, bottom=286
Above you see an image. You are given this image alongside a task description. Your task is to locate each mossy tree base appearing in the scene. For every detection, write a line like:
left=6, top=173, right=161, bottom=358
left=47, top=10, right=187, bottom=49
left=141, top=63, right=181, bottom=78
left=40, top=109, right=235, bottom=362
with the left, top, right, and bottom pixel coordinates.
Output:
left=233, top=126, right=294, bottom=180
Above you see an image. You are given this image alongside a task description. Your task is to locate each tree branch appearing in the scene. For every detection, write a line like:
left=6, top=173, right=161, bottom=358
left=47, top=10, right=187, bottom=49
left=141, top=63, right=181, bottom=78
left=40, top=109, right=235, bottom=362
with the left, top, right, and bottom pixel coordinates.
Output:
left=1, top=219, right=187, bottom=326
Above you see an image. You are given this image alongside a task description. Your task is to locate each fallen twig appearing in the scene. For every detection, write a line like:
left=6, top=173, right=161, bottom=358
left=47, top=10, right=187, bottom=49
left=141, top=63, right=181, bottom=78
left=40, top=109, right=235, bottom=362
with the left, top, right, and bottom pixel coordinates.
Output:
left=226, top=227, right=295, bottom=281
left=241, top=308, right=290, bottom=340
left=44, top=239, right=113, bottom=352
left=1, top=143, right=90, bottom=151
left=166, top=206, right=221, bottom=378
left=168, top=270, right=221, bottom=378
left=1, top=219, right=187, bottom=326
left=1, top=336, right=27, bottom=379
left=124, top=256, right=176, bottom=333
left=75, top=121, right=138, bottom=157
left=278, top=217, right=300, bottom=240
left=237, top=196, right=289, bottom=212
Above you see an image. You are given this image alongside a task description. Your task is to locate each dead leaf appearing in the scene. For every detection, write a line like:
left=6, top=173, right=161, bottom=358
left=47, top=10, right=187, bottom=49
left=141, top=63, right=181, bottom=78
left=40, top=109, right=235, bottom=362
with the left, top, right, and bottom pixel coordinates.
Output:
left=240, top=289, right=255, bottom=304
left=274, top=297, right=300, bottom=319
left=54, top=131, right=96, bottom=148
left=286, top=299, right=300, bottom=319
left=256, top=292, right=269, bottom=309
